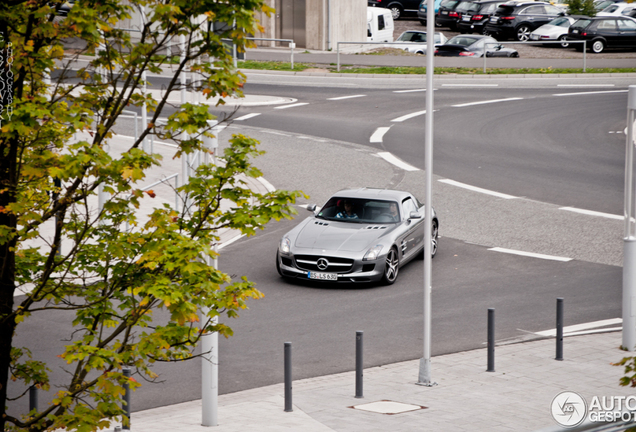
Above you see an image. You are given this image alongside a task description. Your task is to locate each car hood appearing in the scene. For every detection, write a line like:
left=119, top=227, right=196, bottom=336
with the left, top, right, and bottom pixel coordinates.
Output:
left=294, top=219, right=393, bottom=252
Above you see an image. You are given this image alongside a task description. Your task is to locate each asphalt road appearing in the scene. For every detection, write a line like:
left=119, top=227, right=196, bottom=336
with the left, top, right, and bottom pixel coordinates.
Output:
left=9, top=73, right=631, bottom=415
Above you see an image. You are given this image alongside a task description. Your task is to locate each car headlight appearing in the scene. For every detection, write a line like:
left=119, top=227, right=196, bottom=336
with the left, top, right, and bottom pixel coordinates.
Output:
left=363, top=245, right=383, bottom=261
left=280, top=237, right=291, bottom=255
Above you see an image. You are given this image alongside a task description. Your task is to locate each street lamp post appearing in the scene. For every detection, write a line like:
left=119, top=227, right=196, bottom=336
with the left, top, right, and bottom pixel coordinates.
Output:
left=417, top=0, right=436, bottom=387
left=623, top=85, right=636, bottom=351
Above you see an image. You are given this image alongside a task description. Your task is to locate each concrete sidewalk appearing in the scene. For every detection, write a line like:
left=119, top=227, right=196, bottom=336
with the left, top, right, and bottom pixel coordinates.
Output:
left=113, top=331, right=632, bottom=432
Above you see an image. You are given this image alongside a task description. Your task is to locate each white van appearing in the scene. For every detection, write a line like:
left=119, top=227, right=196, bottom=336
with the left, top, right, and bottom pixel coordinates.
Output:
left=367, top=7, right=395, bottom=42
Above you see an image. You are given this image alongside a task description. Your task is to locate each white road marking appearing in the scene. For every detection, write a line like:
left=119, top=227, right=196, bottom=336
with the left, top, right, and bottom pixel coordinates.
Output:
left=559, top=207, right=623, bottom=220
left=377, top=152, right=419, bottom=171
left=327, top=95, right=366, bottom=100
left=534, top=318, right=622, bottom=337
left=452, top=97, right=523, bottom=108
left=218, top=234, right=246, bottom=250
left=370, top=127, right=391, bottom=143
left=442, top=84, right=498, bottom=87
left=488, top=247, right=572, bottom=262
left=392, top=110, right=428, bottom=123
left=393, top=89, right=428, bottom=93
left=234, top=113, right=261, bottom=121
left=557, top=84, right=615, bottom=87
left=438, top=179, right=517, bottom=199
left=553, top=90, right=628, bottom=97
left=261, top=130, right=291, bottom=136
left=274, top=102, right=309, bottom=110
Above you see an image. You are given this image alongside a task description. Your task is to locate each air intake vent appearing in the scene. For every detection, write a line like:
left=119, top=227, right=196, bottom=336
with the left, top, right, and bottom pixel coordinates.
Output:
left=314, top=221, right=329, bottom=226
left=365, top=226, right=387, bottom=230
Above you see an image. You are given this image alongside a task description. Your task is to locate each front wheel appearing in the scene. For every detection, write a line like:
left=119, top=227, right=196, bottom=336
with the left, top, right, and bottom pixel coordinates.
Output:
left=431, top=220, right=439, bottom=258
left=591, top=39, right=605, bottom=53
left=382, top=248, right=400, bottom=285
left=558, top=35, right=569, bottom=48
left=515, top=25, right=531, bottom=42
left=390, top=5, right=403, bottom=20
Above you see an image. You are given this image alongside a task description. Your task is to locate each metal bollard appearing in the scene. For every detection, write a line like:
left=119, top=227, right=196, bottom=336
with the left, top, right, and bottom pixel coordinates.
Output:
left=284, top=342, right=293, bottom=412
left=122, top=367, right=131, bottom=430
left=556, top=298, right=564, bottom=361
left=29, top=386, right=38, bottom=413
left=487, top=308, right=495, bottom=372
left=355, top=331, right=363, bottom=399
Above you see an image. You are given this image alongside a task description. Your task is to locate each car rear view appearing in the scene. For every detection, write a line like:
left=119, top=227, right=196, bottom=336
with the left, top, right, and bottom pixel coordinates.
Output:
left=457, top=0, right=505, bottom=34
left=437, top=0, right=462, bottom=29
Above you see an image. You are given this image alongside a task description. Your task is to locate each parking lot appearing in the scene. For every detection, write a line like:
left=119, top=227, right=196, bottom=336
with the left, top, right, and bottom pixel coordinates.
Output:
left=393, top=16, right=636, bottom=58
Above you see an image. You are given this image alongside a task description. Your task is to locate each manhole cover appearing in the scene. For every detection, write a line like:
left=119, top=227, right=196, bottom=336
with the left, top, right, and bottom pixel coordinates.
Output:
left=350, top=400, right=427, bottom=415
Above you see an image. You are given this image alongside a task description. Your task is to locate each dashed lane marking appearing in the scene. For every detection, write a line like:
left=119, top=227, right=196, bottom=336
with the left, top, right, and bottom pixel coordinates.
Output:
left=393, top=89, right=428, bottom=93
left=234, top=113, right=261, bottom=121
left=327, top=95, right=366, bottom=100
left=370, top=127, right=391, bottom=143
left=442, top=84, right=498, bottom=87
left=274, top=103, right=309, bottom=110
left=376, top=152, right=419, bottom=171
left=553, top=90, right=628, bottom=97
left=452, top=97, right=523, bottom=108
left=438, top=179, right=517, bottom=199
left=392, top=110, right=428, bottom=123
left=488, top=247, right=572, bottom=262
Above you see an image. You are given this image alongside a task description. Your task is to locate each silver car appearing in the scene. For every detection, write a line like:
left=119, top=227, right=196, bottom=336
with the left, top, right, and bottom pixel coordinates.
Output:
left=529, top=16, right=579, bottom=47
left=276, top=188, right=439, bottom=285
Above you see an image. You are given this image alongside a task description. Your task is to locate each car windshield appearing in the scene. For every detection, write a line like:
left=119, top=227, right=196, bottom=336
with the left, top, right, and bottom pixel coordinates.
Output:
left=602, top=4, right=619, bottom=12
left=397, top=31, right=428, bottom=42
left=549, top=16, right=572, bottom=26
left=571, top=18, right=592, bottom=29
left=441, top=0, right=460, bottom=7
left=447, top=35, right=479, bottom=45
left=317, top=197, right=401, bottom=224
left=456, top=1, right=478, bottom=12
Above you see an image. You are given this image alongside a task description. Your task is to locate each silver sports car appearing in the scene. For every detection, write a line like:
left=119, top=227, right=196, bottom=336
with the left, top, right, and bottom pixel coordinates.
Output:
left=276, top=188, right=439, bottom=285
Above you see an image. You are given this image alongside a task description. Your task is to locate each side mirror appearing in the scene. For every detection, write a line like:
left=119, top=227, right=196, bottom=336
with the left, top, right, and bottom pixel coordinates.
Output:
left=306, top=204, right=317, bottom=212
left=409, top=211, right=422, bottom=220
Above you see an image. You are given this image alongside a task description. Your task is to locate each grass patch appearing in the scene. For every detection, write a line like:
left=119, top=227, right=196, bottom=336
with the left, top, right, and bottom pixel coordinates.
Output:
left=236, top=60, right=635, bottom=74
left=237, top=60, right=314, bottom=71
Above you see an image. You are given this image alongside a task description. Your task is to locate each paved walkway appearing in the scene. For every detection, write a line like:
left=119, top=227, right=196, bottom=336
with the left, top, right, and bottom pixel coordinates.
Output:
left=109, top=331, right=633, bottom=432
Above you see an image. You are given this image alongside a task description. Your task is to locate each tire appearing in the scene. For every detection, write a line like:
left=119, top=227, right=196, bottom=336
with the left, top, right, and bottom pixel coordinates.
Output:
left=431, top=220, right=439, bottom=258
left=420, top=19, right=427, bottom=26
left=515, top=25, right=531, bottom=42
left=558, top=35, right=569, bottom=48
left=510, top=51, right=519, bottom=58
left=390, top=5, right=403, bottom=20
left=591, top=39, right=605, bottom=53
left=382, top=247, right=400, bottom=285
left=482, top=27, right=492, bottom=36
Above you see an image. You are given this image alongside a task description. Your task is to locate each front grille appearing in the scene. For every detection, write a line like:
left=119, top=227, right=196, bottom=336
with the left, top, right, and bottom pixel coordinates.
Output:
left=294, top=255, right=354, bottom=273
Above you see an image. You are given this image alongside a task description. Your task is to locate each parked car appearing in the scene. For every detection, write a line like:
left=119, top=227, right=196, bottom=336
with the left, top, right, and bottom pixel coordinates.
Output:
left=368, top=0, right=422, bottom=20
left=276, top=188, right=439, bottom=285
left=435, top=34, right=520, bottom=55
left=437, top=0, right=463, bottom=29
left=529, top=15, right=583, bottom=47
left=597, top=2, right=636, bottom=16
left=393, top=30, right=449, bottom=54
left=457, top=0, right=507, bottom=34
left=368, top=7, right=395, bottom=42
left=484, top=1, right=567, bottom=41
left=550, top=0, right=570, bottom=13
left=56, top=0, right=75, bottom=16
left=418, top=0, right=444, bottom=25
left=594, top=0, right=624, bottom=11
left=567, top=15, right=636, bottom=52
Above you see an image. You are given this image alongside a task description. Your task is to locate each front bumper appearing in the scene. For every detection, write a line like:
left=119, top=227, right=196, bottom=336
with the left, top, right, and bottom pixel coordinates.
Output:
left=277, top=251, right=387, bottom=283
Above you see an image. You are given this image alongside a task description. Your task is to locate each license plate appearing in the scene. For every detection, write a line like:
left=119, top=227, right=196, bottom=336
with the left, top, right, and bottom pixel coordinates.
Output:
left=530, top=34, right=539, bottom=40
left=572, top=29, right=579, bottom=34
left=490, top=16, right=497, bottom=23
left=441, top=10, right=448, bottom=14
left=462, top=16, right=471, bottom=21
left=308, top=272, right=338, bottom=281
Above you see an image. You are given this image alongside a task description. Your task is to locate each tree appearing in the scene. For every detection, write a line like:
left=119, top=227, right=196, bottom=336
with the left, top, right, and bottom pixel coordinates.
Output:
left=566, top=0, right=596, bottom=17
left=0, top=0, right=301, bottom=430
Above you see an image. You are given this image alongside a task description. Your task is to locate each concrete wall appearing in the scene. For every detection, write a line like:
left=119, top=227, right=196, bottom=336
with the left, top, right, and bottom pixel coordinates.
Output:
left=253, top=0, right=366, bottom=50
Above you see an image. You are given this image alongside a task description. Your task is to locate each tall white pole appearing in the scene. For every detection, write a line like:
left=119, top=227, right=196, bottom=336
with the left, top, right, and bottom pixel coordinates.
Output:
left=622, top=85, right=636, bottom=351
left=418, top=0, right=436, bottom=387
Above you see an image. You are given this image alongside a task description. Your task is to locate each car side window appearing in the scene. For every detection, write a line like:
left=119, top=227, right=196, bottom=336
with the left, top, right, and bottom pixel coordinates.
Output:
left=521, top=5, right=545, bottom=15
left=402, top=198, right=418, bottom=218
left=378, top=15, right=386, bottom=31
left=545, top=5, right=562, bottom=15
left=618, top=19, right=636, bottom=30
left=598, top=19, right=617, bottom=30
